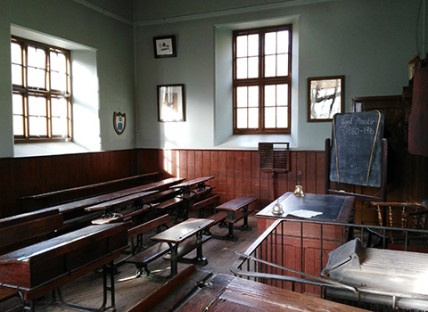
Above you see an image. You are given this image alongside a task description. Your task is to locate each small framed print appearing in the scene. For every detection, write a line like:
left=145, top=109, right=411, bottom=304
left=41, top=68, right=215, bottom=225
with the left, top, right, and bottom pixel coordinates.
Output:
left=307, top=75, right=344, bottom=122
left=157, top=84, right=185, bottom=122
left=153, top=35, right=176, bottom=58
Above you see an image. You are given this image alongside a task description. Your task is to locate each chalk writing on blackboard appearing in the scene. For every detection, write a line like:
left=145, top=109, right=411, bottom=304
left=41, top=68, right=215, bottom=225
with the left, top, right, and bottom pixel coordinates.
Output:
left=330, top=111, right=384, bottom=187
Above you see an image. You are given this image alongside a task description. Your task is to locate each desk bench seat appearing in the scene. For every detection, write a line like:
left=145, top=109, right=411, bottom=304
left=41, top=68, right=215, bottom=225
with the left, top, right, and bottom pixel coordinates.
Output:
left=125, top=214, right=171, bottom=272
left=192, top=195, right=220, bottom=218
left=127, top=242, right=172, bottom=276
left=142, top=188, right=181, bottom=204
left=128, top=214, right=171, bottom=255
left=128, top=218, right=212, bottom=277
left=127, top=234, right=212, bottom=277
left=20, top=172, right=159, bottom=210
left=214, top=196, right=257, bottom=240
left=155, top=197, right=184, bottom=211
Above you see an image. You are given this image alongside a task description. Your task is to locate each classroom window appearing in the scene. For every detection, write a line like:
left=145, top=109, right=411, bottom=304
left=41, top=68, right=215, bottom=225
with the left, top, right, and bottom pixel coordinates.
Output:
left=11, top=36, right=72, bottom=142
left=233, top=25, right=292, bottom=134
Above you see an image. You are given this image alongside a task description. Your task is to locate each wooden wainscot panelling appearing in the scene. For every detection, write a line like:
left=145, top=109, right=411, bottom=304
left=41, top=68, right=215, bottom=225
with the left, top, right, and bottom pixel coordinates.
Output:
left=0, top=150, right=140, bottom=217
left=1, top=147, right=425, bottom=219
left=144, top=148, right=327, bottom=211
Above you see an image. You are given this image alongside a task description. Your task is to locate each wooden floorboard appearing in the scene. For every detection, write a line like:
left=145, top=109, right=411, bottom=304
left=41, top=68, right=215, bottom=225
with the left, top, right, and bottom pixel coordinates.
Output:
left=29, top=213, right=260, bottom=311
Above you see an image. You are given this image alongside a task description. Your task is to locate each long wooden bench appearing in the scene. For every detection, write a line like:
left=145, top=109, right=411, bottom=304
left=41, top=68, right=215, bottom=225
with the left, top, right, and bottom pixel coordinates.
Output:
left=173, top=176, right=215, bottom=221
left=21, top=172, right=160, bottom=210
left=0, top=210, right=63, bottom=310
left=155, top=197, right=184, bottom=213
left=88, top=188, right=185, bottom=226
left=142, top=188, right=181, bottom=205
left=85, top=190, right=158, bottom=225
left=31, top=177, right=185, bottom=233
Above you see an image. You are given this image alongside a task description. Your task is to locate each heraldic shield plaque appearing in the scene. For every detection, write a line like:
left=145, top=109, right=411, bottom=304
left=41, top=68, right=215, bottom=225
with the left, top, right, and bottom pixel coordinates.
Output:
left=113, top=112, right=126, bottom=135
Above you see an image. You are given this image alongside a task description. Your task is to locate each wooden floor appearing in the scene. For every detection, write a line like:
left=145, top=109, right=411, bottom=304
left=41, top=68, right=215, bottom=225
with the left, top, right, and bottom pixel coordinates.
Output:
left=33, top=213, right=260, bottom=311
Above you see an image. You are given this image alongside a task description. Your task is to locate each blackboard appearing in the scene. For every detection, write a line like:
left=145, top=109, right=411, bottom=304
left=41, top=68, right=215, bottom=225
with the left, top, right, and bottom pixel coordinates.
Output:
left=329, top=111, right=384, bottom=187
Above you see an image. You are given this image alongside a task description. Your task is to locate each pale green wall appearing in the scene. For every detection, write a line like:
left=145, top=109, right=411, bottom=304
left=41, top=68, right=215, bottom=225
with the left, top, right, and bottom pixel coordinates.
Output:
left=0, top=0, right=135, bottom=157
left=0, top=0, right=425, bottom=157
left=135, top=0, right=425, bottom=150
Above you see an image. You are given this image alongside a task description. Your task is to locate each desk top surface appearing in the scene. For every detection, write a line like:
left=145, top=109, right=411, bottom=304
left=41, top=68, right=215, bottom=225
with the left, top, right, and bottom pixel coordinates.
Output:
left=256, top=192, right=354, bottom=223
left=172, top=176, right=214, bottom=189
left=151, top=218, right=213, bottom=244
left=175, top=274, right=368, bottom=312
left=216, top=196, right=257, bottom=212
left=84, top=190, right=157, bottom=212
left=0, top=223, right=126, bottom=262
left=40, top=177, right=184, bottom=214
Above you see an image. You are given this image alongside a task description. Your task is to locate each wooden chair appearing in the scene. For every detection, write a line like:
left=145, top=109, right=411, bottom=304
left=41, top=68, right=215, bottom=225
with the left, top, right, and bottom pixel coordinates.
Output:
left=368, top=201, right=428, bottom=251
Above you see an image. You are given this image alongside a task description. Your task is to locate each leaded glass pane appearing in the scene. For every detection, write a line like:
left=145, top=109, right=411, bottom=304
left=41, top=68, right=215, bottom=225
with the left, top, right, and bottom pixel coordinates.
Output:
left=276, top=84, right=288, bottom=105
left=237, top=108, right=248, bottom=128
left=52, top=116, right=67, bottom=136
left=277, top=106, right=288, bottom=127
left=248, top=107, right=258, bottom=128
left=236, top=87, right=248, bottom=108
left=12, top=64, right=23, bottom=86
left=51, top=72, right=67, bottom=91
left=28, top=46, right=46, bottom=67
left=265, top=32, right=276, bottom=55
left=277, top=30, right=289, bottom=53
left=264, top=85, right=276, bottom=107
left=265, top=107, right=276, bottom=128
left=236, top=36, right=247, bottom=58
left=11, top=43, right=22, bottom=64
left=277, top=54, right=288, bottom=76
left=29, top=116, right=47, bottom=136
left=248, top=56, right=259, bottom=78
left=265, top=55, right=276, bottom=77
left=248, top=86, right=259, bottom=107
left=236, top=58, right=248, bottom=79
left=51, top=97, right=67, bottom=117
left=28, top=67, right=46, bottom=89
left=28, top=96, right=46, bottom=117
left=13, top=115, right=24, bottom=136
left=13, top=94, right=23, bottom=115
left=248, top=34, right=259, bottom=56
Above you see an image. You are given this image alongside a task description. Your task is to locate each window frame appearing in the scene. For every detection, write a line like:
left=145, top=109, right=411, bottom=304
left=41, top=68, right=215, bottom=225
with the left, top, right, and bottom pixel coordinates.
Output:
left=232, top=24, right=292, bottom=135
left=11, top=36, right=72, bottom=143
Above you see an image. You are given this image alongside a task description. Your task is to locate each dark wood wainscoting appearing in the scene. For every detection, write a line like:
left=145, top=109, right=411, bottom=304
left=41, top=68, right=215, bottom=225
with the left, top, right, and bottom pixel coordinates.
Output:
left=136, top=148, right=427, bottom=224
left=0, top=150, right=139, bottom=217
left=137, top=148, right=326, bottom=210
left=0, top=148, right=425, bottom=221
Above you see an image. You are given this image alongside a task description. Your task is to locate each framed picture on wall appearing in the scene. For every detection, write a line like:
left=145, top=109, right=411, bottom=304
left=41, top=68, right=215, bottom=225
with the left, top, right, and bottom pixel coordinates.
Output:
left=153, top=35, right=176, bottom=58
left=157, top=84, right=185, bottom=122
left=307, top=75, right=344, bottom=122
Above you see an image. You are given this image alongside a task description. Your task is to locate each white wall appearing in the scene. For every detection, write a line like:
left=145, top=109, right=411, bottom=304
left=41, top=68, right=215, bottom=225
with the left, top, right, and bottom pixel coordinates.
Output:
left=135, top=0, right=425, bottom=151
left=0, top=0, right=135, bottom=157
